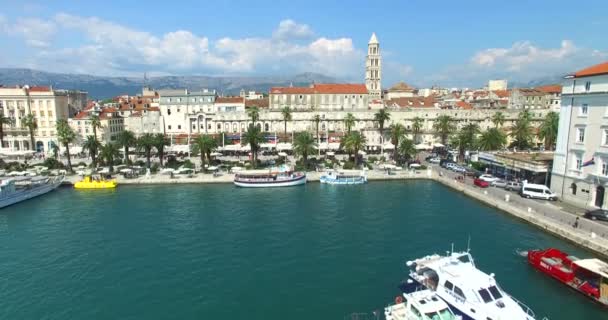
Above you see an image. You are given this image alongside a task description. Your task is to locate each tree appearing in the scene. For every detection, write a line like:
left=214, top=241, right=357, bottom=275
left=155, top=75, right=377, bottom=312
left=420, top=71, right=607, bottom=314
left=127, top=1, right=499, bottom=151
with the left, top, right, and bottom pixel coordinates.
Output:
left=433, top=115, right=455, bottom=146
left=100, top=143, right=120, bottom=173
left=397, top=138, right=416, bottom=164
left=280, top=106, right=292, bottom=136
left=477, top=128, right=507, bottom=151
left=247, top=106, right=260, bottom=124
left=312, top=114, right=321, bottom=140
left=50, top=141, right=59, bottom=159
left=539, top=111, right=559, bottom=150
left=491, top=111, right=506, bottom=128
left=192, top=134, right=217, bottom=171
left=90, top=114, right=102, bottom=142
left=153, top=134, right=169, bottom=166
left=82, top=135, right=101, bottom=168
left=342, top=131, right=366, bottom=164
left=137, top=133, right=155, bottom=169
left=374, top=108, right=391, bottom=142
left=388, top=123, right=407, bottom=161
left=241, top=125, right=264, bottom=168
left=344, top=113, right=356, bottom=133
left=22, top=113, right=37, bottom=151
left=411, top=117, right=423, bottom=144
left=56, top=119, right=76, bottom=172
left=510, top=112, right=534, bottom=150
left=0, top=114, right=14, bottom=149
left=117, top=130, right=137, bottom=164
left=293, top=132, right=317, bottom=168
left=455, top=123, right=480, bottom=160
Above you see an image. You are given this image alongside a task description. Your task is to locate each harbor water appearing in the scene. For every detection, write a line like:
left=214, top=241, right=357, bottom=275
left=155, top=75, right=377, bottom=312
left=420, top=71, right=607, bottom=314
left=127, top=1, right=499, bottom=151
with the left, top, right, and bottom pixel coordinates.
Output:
left=0, top=181, right=604, bottom=319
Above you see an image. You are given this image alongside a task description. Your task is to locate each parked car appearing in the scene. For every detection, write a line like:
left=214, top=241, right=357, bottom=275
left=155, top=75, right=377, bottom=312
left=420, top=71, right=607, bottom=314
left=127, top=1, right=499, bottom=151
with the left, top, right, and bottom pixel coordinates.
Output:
left=584, top=209, right=608, bottom=221
left=464, top=169, right=478, bottom=177
left=445, top=163, right=457, bottom=170
left=440, top=159, right=455, bottom=168
left=492, top=179, right=508, bottom=188
left=428, top=158, right=441, bottom=164
left=520, top=183, right=558, bottom=201
left=453, top=166, right=467, bottom=173
left=478, top=174, right=499, bottom=183
left=474, top=178, right=490, bottom=188
left=505, top=181, right=522, bottom=192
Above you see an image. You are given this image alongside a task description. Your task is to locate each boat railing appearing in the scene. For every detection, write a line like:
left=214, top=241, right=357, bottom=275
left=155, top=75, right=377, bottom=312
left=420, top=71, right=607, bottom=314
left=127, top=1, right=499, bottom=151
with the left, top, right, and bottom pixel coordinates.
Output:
left=508, top=294, right=536, bottom=318
left=342, top=312, right=381, bottom=320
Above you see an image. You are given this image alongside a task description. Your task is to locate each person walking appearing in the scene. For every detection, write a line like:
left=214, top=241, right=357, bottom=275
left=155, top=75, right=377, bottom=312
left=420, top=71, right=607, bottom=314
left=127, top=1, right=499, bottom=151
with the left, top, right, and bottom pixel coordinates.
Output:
left=573, top=217, right=580, bottom=229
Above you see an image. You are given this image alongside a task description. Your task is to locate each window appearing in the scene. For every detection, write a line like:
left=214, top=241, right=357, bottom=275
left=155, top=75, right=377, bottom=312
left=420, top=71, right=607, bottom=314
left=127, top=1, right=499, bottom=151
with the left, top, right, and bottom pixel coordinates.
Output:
left=478, top=289, right=493, bottom=303
left=444, top=281, right=454, bottom=291
left=604, top=129, right=608, bottom=145
left=453, top=286, right=465, bottom=300
left=576, top=127, right=585, bottom=143
left=602, top=161, right=608, bottom=176
left=574, top=155, right=582, bottom=170
left=585, top=81, right=591, bottom=92
left=581, top=104, right=588, bottom=115
left=177, top=125, right=181, bottom=130
left=168, top=125, right=172, bottom=130
left=571, top=183, right=577, bottom=195
left=488, top=286, right=502, bottom=300
left=167, top=108, right=171, bottom=115
left=410, top=306, right=421, bottom=317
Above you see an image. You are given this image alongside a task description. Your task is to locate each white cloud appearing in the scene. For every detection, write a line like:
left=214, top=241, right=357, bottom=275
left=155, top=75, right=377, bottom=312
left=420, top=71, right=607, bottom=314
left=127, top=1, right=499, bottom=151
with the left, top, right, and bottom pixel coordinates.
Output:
left=471, top=40, right=578, bottom=71
left=2, top=17, right=56, bottom=47
left=272, top=19, right=314, bottom=40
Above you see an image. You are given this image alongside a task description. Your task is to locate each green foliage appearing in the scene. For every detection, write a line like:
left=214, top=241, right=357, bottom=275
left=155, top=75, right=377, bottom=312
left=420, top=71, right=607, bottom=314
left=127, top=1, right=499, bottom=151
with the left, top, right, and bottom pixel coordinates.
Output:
left=42, top=158, right=65, bottom=170
left=389, top=123, right=407, bottom=160
left=411, top=117, right=424, bottom=144
left=491, top=112, right=506, bottom=128
left=342, top=131, right=366, bottom=164
left=1, top=161, right=27, bottom=171
left=247, top=106, right=260, bottom=123
left=56, top=119, right=77, bottom=172
left=509, top=111, right=534, bottom=150
left=342, top=161, right=355, bottom=170
left=538, top=111, right=559, bottom=150
left=397, top=137, right=417, bottom=164
left=281, top=106, right=292, bottom=134
left=137, top=133, right=156, bottom=168
left=367, top=156, right=378, bottom=163
left=150, top=162, right=160, bottom=173
left=241, top=125, right=265, bottom=168
left=433, top=115, right=456, bottom=145
left=82, top=135, right=101, bottom=167
left=100, top=143, right=120, bottom=172
left=477, top=128, right=507, bottom=151
left=374, top=108, right=391, bottom=134
left=293, top=132, right=317, bottom=166
left=192, top=134, right=218, bottom=170
left=344, top=113, right=356, bottom=133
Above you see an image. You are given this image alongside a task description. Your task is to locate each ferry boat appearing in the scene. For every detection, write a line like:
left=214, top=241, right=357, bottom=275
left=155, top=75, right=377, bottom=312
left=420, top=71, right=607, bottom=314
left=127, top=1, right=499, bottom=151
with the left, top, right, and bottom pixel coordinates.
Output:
left=234, top=168, right=306, bottom=188
left=385, top=289, right=461, bottom=320
left=0, top=175, right=64, bottom=208
left=74, top=175, right=117, bottom=189
left=401, top=251, right=538, bottom=320
left=527, top=247, right=608, bottom=306
left=319, top=170, right=367, bottom=185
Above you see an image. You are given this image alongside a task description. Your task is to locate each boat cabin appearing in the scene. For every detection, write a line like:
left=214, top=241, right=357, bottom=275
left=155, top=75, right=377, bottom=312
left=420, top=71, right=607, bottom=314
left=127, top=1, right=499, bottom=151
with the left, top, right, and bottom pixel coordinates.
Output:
left=385, top=290, right=457, bottom=320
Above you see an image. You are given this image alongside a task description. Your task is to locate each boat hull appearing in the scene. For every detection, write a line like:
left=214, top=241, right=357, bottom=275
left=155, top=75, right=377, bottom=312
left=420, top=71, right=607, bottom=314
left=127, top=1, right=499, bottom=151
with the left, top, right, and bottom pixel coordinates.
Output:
left=319, top=176, right=367, bottom=185
left=234, top=174, right=306, bottom=188
left=0, top=177, right=64, bottom=209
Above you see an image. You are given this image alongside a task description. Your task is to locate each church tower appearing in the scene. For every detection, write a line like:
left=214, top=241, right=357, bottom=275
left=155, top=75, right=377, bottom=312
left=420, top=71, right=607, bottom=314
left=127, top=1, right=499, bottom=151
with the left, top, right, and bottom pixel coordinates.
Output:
left=365, top=32, right=382, bottom=99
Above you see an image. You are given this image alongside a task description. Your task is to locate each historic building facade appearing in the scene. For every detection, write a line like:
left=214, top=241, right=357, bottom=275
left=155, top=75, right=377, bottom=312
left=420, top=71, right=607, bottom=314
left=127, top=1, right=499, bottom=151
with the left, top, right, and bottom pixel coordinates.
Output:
left=365, top=33, right=382, bottom=100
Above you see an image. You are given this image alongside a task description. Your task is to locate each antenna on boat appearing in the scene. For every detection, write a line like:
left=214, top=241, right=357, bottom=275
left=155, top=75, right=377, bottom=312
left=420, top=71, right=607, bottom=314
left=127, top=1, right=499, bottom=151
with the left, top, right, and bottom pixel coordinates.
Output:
left=450, top=243, right=454, bottom=255
left=466, top=235, right=471, bottom=253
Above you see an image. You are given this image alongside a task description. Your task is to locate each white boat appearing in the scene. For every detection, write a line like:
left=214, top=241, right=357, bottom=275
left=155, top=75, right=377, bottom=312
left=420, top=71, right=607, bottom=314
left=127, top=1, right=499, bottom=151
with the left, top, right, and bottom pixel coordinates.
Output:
left=0, top=175, right=64, bottom=209
left=320, top=170, right=367, bottom=185
left=402, top=251, right=538, bottom=320
left=385, top=289, right=461, bottom=320
left=234, top=168, right=306, bottom=188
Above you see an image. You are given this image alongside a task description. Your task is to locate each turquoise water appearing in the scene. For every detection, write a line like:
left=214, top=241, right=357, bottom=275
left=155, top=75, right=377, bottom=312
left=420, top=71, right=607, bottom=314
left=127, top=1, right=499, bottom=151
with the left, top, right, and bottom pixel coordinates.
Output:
left=0, top=181, right=605, bottom=319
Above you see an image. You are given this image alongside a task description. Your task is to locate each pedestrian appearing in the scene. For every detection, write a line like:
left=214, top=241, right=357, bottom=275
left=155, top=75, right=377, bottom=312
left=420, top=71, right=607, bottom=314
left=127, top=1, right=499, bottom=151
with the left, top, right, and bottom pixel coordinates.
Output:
left=573, top=217, right=579, bottom=229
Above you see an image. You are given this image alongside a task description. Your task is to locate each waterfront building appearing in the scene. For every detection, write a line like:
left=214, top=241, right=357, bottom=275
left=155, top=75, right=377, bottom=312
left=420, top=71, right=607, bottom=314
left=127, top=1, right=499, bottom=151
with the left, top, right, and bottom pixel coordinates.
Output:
left=551, top=61, right=608, bottom=209
left=239, top=89, right=264, bottom=100
left=509, top=88, right=550, bottom=110
left=69, top=107, right=124, bottom=144
left=478, top=151, right=554, bottom=184
left=488, top=79, right=508, bottom=91
left=157, top=89, right=216, bottom=135
left=365, top=33, right=382, bottom=99
left=0, top=85, right=70, bottom=153
left=269, top=84, right=369, bottom=111
left=535, top=84, right=562, bottom=112
left=385, top=82, right=416, bottom=100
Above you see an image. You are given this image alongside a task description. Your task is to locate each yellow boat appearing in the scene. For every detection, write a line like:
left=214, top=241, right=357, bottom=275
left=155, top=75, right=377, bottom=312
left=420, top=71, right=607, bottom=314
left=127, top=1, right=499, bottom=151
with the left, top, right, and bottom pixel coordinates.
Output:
left=74, top=175, right=117, bottom=189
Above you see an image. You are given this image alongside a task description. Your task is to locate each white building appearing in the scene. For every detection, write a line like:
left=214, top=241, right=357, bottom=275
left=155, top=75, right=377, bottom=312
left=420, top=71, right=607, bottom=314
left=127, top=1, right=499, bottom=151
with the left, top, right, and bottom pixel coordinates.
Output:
left=551, top=61, right=608, bottom=209
left=385, top=82, right=416, bottom=100
left=69, top=107, right=124, bottom=144
left=239, top=89, right=264, bottom=100
left=157, top=89, right=216, bottom=135
left=488, top=80, right=508, bottom=91
left=365, top=33, right=382, bottom=100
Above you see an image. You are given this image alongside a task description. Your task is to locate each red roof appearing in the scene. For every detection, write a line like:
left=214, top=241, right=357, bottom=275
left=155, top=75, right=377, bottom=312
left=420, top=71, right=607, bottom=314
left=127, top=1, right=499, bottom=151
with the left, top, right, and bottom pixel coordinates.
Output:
left=270, top=86, right=315, bottom=94
left=216, top=97, right=244, bottom=103
left=574, top=61, right=608, bottom=78
left=245, top=98, right=269, bottom=109
left=535, top=84, right=562, bottom=93
left=456, top=101, right=473, bottom=110
left=270, top=83, right=368, bottom=95
left=74, top=111, right=89, bottom=120
left=148, top=106, right=160, bottom=112
left=492, top=90, right=510, bottom=98
left=387, top=97, right=436, bottom=108
left=28, top=86, right=51, bottom=92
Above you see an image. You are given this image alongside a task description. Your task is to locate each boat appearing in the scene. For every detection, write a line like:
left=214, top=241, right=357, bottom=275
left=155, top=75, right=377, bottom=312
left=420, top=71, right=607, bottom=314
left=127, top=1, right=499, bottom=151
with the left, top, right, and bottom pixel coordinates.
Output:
left=527, top=247, right=608, bottom=305
left=401, top=250, right=538, bottom=320
left=319, top=170, right=367, bottom=185
left=234, top=167, right=306, bottom=188
left=385, top=289, right=461, bottom=320
left=0, top=175, right=64, bottom=209
left=74, top=175, right=117, bottom=189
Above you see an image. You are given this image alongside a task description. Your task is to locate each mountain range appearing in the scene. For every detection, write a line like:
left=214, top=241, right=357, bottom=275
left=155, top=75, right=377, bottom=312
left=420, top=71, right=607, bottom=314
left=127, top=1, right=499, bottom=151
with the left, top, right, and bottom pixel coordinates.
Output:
left=0, top=68, right=338, bottom=99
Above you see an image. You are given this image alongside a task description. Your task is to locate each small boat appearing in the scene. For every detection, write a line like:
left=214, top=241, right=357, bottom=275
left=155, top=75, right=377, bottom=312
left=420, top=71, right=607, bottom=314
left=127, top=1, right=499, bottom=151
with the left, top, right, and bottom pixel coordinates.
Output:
left=527, top=248, right=608, bottom=305
left=385, top=289, right=461, bottom=320
left=0, top=175, right=64, bottom=209
left=74, top=175, right=117, bottom=189
left=320, top=170, right=367, bottom=185
left=234, top=168, right=306, bottom=188
left=401, top=250, right=538, bottom=320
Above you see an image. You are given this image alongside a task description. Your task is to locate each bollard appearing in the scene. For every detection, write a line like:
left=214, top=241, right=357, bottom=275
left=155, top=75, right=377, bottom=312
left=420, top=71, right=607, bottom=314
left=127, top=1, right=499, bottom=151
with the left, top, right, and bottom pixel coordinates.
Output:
left=484, top=191, right=488, bottom=195
left=528, top=207, right=532, bottom=213
left=505, top=194, right=510, bottom=202
left=591, top=232, right=597, bottom=239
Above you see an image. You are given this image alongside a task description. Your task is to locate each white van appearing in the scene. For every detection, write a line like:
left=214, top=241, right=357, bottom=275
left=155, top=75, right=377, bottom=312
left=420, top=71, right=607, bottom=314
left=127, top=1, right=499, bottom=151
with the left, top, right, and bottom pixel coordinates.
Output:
left=520, top=183, right=557, bottom=201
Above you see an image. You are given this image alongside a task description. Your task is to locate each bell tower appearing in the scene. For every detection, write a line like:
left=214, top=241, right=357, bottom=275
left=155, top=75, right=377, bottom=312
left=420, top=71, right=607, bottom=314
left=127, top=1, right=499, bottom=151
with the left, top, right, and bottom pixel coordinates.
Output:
left=365, top=33, right=382, bottom=99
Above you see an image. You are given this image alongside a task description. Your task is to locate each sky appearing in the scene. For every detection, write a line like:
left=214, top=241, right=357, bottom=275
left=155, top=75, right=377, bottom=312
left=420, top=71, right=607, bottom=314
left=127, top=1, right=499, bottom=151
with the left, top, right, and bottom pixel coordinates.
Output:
left=1, top=0, right=607, bottom=88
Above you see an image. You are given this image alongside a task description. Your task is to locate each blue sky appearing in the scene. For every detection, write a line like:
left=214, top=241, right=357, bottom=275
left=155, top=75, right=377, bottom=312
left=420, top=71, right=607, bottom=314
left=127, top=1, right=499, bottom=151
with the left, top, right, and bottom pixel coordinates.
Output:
left=1, top=0, right=607, bottom=87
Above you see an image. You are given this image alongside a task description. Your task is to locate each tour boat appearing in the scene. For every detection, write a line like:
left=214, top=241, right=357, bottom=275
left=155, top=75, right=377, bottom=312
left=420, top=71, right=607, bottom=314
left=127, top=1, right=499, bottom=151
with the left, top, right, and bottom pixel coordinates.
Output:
left=74, top=175, right=117, bottom=189
left=527, top=248, right=608, bottom=306
left=319, top=170, right=367, bottom=185
left=385, top=289, right=461, bottom=320
left=0, top=175, right=64, bottom=208
left=233, top=168, right=306, bottom=188
left=401, top=251, right=538, bottom=320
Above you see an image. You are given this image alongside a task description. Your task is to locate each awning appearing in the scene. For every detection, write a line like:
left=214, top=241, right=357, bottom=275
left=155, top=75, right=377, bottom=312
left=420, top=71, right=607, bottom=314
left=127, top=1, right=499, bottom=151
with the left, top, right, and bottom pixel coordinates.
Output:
left=382, top=143, right=395, bottom=150
left=278, top=152, right=288, bottom=157
left=276, top=143, right=292, bottom=151
left=326, top=151, right=335, bottom=156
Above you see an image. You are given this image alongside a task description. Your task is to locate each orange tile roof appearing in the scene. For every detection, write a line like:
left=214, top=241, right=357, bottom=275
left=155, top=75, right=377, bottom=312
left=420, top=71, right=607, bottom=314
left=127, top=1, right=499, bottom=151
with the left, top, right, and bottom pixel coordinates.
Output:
left=573, top=61, right=608, bottom=78
left=74, top=111, right=89, bottom=120
left=270, top=83, right=368, bottom=95
left=387, top=97, right=436, bottom=108
left=270, top=86, right=315, bottom=94
left=534, top=84, right=562, bottom=93
left=456, top=101, right=473, bottom=110
left=245, top=98, right=269, bottom=108
left=492, top=90, right=510, bottom=98
left=148, top=107, right=160, bottom=112
left=216, top=97, right=244, bottom=103
left=28, top=86, right=51, bottom=92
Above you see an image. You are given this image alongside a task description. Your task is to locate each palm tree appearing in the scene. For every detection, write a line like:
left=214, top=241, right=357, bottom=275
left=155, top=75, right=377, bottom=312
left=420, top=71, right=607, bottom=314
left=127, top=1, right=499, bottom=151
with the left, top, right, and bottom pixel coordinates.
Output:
left=100, top=143, right=120, bottom=173
left=455, top=123, right=480, bottom=160
left=56, top=119, right=76, bottom=172
left=538, top=111, right=559, bottom=150
left=397, top=138, right=416, bottom=164
left=241, top=125, right=264, bottom=168
left=280, top=106, right=292, bottom=136
left=491, top=111, right=506, bottom=128
left=389, top=123, right=407, bottom=161
left=293, top=132, right=317, bottom=168
left=50, top=141, right=59, bottom=160
left=192, top=134, right=217, bottom=171
left=82, top=135, right=101, bottom=168
left=510, top=113, right=533, bottom=150
left=312, top=114, right=321, bottom=140
left=344, top=113, right=356, bottom=133
left=247, top=106, right=260, bottom=124
left=0, top=114, right=14, bottom=149
left=90, top=114, right=102, bottom=142
left=477, top=128, right=507, bottom=151
left=153, top=133, right=168, bottom=166
left=117, top=130, right=137, bottom=164
left=432, top=115, right=455, bottom=146
left=374, top=108, right=391, bottom=143
left=22, top=113, right=37, bottom=151
left=411, top=117, right=423, bottom=144
left=137, top=133, right=155, bottom=169
left=342, top=131, right=366, bottom=164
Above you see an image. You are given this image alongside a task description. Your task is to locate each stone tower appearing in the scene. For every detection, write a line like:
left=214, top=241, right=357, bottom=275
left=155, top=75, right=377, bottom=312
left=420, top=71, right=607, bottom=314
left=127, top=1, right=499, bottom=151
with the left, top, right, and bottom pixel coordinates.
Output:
left=365, top=32, right=382, bottom=99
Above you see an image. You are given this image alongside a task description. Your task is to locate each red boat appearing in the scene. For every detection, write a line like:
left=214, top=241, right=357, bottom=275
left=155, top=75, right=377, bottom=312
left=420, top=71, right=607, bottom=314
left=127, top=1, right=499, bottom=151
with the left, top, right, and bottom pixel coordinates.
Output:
left=527, top=248, right=608, bottom=305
